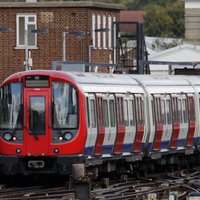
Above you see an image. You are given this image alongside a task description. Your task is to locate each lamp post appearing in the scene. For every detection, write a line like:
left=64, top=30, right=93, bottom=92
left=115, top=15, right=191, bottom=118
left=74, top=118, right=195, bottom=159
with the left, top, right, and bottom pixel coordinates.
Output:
left=62, top=28, right=109, bottom=64
left=24, top=28, right=48, bottom=71
left=62, top=31, right=86, bottom=62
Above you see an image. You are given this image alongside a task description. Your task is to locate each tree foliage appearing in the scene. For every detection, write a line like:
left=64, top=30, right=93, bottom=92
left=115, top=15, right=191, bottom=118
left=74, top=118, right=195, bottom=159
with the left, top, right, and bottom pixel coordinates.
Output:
left=144, top=1, right=184, bottom=38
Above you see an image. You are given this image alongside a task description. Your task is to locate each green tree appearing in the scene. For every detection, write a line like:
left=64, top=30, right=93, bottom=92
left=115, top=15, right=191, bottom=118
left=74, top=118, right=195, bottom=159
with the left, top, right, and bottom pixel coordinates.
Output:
left=144, top=1, right=184, bottom=38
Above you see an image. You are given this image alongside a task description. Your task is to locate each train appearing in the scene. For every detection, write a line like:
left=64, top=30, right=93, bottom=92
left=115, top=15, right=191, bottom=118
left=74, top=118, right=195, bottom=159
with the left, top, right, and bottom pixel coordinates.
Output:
left=0, top=69, right=200, bottom=176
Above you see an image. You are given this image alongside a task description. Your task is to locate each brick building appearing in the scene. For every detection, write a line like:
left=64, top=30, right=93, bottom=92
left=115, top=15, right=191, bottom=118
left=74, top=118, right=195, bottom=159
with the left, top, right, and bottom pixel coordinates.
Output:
left=0, top=1, right=124, bottom=82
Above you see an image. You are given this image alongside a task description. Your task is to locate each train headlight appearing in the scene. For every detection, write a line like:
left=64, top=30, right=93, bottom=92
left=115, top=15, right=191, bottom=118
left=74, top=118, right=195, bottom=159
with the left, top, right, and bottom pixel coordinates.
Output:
left=58, top=136, right=63, bottom=141
left=64, top=132, right=73, bottom=141
left=3, top=132, right=12, bottom=141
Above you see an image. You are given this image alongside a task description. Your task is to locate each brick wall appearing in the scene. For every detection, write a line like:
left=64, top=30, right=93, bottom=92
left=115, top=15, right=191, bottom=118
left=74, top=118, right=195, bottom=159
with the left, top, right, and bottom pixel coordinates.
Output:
left=0, top=2, right=122, bottom=82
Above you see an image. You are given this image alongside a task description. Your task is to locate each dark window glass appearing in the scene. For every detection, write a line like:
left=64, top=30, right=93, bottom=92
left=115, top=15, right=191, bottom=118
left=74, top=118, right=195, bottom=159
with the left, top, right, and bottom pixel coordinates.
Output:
left=109, top=99, right=116, bottom=127
left=29, top=96, right=45, bottom=134
left=166, top=99, right=172, bottom=124
left=91, top=99, right=96, bottom=128
left=123, top=100, right=129, bottom=126
left=103, top=100, right=109, bottom=127
left=0, top=83, right=23, bottom=129
left=129, top=99, right=136, bottom=126
left=86, top=97, right=90, bottom=127
left=52, top=82, right=78, bottom=129
left=183, top=99, right=188, bottom=123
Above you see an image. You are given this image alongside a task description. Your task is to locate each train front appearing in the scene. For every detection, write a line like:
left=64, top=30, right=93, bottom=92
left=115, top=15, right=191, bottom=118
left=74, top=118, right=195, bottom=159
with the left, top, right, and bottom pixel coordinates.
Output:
left=0, top=70, right=87, bottom=175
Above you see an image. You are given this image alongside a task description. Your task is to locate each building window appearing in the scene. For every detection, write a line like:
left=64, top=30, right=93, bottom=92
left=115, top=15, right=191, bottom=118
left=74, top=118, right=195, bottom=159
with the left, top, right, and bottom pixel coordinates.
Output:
left=108, top=16, right=112, bottom=49
left=97, top=15, right=101, bottom=49
left=113, top=16, right=116, bottom=50
left=16, top=14, right=37, bottom=48
left=103, top=15, right=106, bottom=49
left=92, top=14, right=96, bottom=48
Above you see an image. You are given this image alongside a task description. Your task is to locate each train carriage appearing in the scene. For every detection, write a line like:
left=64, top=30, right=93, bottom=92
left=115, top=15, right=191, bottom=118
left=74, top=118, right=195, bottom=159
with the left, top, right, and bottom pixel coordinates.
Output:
left=0, top=70, right=199, bottom=175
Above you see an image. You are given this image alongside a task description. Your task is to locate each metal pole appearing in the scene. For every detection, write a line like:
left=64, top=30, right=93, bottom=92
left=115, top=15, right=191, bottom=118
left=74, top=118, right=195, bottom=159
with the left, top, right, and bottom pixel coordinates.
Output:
left=25, top=29, right=29, bottom=71
left=63, top=32, right=67, bottom=61
left=81, top=35, right=83, bottom=62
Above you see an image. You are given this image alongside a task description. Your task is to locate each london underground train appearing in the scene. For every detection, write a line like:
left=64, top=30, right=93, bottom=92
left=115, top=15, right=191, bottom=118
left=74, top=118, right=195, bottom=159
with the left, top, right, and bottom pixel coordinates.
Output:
left=0, top=70, right=199, bottom=175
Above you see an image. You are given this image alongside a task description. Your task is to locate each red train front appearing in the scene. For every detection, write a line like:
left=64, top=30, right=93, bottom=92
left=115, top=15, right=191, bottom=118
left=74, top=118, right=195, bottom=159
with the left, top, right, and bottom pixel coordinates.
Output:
left=0, top=70, right=87, bottom=175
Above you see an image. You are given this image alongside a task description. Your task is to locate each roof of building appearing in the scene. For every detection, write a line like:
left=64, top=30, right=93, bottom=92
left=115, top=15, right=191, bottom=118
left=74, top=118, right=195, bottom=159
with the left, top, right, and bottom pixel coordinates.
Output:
left=149, top=43, right=200, bottom=61
left=0, top=1, right=125, bottom=10
left=120, top=10, right=145, bottom=23
left=119, top=10, right=145, bottom=32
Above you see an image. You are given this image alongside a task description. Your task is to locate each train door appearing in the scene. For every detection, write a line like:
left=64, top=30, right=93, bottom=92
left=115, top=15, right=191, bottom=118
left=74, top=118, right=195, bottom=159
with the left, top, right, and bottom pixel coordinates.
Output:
left=114, top=94, right=125, bottom=154
left=170, top=94, right=180, bottom=148
left=133, top=94, right=145, bottom=152
left=122, top=94, right=136, bottom=152
left=177, top=94, right=189, bottom=148
left=160, top=95, right=173, bottom=150
left=94, top=94, right=105, bottom=155
left=152, top=95, right=163, bottom=150
left=84, top=94, right=98, bottom=155
left=24, top=90, right=50, bottom=155
left=102, top=94, right=117, bottom=154
left=186, top=94, right=195, bottom=146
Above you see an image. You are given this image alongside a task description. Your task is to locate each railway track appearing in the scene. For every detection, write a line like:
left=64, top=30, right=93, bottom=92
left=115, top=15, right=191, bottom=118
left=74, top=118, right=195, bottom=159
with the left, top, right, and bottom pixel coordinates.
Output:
left=0, top=168, right=200, bottom=199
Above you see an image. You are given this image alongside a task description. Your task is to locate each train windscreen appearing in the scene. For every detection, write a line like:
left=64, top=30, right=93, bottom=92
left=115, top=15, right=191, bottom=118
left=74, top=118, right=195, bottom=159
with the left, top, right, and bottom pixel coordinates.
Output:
left=0, top=83, right=23, bottom=129
left=52, top=82, right=78, bottom=129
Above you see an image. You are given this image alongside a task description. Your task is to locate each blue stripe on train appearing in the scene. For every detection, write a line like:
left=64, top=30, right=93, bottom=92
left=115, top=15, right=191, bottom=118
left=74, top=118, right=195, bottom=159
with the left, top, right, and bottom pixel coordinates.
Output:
left=84, top=137, right=199, bottom=155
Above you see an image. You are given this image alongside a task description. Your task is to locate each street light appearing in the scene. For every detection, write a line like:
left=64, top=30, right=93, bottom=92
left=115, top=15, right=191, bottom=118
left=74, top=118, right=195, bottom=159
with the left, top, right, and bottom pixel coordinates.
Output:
left=24, top=28, right=48, bottom=71
left=62, top=31, right=87, bottom=62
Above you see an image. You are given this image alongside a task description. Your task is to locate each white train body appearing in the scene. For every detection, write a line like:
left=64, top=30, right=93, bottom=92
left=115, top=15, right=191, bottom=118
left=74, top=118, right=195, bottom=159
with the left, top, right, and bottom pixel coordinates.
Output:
left=69, top=72, right=200, bottom=160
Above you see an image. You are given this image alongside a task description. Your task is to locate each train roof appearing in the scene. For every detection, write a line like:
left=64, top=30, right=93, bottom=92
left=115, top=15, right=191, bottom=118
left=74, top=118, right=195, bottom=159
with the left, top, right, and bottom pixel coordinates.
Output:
left=3, top=70, right=200, bottom=88
left=67, top=72, right=192, bottom=86
left=67, top=72, right=140, bottom=86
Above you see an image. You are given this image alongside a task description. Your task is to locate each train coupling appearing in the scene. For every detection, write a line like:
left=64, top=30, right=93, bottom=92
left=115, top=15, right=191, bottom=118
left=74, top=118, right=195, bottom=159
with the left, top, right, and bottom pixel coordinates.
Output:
left=28, top=160, right=45, bottom=169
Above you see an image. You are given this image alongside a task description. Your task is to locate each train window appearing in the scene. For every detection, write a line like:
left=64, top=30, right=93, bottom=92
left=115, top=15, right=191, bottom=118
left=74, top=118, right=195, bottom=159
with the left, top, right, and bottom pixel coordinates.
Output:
left=161, top=100, right=166, bottom=125
left=182, top=99, right=188, bottom=123
left=178, top=99, right=182, bottom=123
left=189, top=96, right=195, bottom=121
left=109, top=99, right=116, bottom=127
left=29, top=96, right=45, bottom=134
left=0, top=83, right=23, bottom=129
left=52, top=82, right=78, bottom=129
left=151, top=99, right=155, bottom=125
left=86, top=97, right=90, bottom=127
left=97, top=97, right=103, bottom=126
left=136, top=97, right=144, bottom=124
left=154, top=98, right=161, bottom=123
left=103, top=100, right=109, bottom=127
left=172, top=97, right=178, bottom=123
left=90, top=99, right=96, bottom=128
left=129, top=100, right=136, bottom=126
left=166, top=99, right=172, bottom=124
left=117, top=97, right=124, bottom=125
left=123, top=100, right=129, bottom=126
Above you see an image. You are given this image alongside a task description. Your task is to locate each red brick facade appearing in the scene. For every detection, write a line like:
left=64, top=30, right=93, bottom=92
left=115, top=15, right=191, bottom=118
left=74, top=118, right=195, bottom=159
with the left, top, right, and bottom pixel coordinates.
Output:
left=0, top=2, right=124, bottom=82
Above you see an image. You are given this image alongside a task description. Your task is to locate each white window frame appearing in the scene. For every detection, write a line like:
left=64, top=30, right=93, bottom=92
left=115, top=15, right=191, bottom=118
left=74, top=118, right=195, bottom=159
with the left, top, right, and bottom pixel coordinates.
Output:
left=108, top=15, right=112, bottom=49
left=103, top=15, right=106, bottom=49
left=113, top=16, right=116, bottom=64
left=97, top=15, right=101, bottom=49
left=16, top=14, right=37, bottom=49
left=92, top=13, right=96, bottom=48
